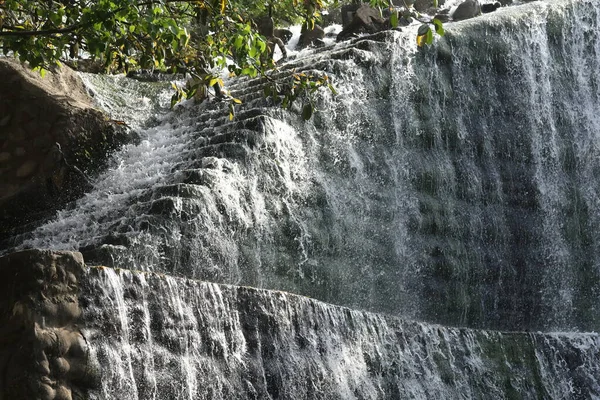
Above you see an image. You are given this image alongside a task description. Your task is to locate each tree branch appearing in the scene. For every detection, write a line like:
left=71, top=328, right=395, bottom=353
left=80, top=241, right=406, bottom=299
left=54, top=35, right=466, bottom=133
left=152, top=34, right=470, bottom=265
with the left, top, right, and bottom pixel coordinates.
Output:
left=0, top=24, right=82, bottom=37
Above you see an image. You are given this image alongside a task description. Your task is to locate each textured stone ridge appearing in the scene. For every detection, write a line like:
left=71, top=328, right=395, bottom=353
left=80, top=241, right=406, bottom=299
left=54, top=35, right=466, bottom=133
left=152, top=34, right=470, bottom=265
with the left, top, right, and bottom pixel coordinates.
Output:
left=0, top=249, right=99, bottom=400
left=0, top=58, right=129, bottom=244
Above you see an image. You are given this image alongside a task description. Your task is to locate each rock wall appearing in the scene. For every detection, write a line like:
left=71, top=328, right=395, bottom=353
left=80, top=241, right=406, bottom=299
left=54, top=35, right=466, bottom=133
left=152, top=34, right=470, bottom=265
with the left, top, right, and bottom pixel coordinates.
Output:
left=0, top=58, right=129, bottom=243
left=0, top=250, right=100, bottom=400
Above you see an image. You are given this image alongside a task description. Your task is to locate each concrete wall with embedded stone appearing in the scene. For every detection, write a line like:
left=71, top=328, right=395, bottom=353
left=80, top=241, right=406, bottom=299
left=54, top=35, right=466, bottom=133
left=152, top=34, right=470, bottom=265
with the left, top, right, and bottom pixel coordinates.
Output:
left=0, top=58, right=129, bottom=244
left=0, top=250, right=100, bottom=400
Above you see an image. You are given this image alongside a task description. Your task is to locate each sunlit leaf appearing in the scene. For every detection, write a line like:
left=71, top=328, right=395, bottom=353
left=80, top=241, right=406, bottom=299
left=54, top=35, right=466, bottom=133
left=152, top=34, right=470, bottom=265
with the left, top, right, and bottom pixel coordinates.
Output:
left=426, top=28, right=434, bottom=45
left=234, top=35, right=243, bottom=49
left=433, top=18, right=444, bottom=36
left=390, top=11, right=398, bottom=28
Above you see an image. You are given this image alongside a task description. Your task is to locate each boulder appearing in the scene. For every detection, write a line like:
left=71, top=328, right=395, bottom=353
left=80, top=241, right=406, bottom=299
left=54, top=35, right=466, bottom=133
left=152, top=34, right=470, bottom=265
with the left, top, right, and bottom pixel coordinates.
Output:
left=274, top=28, right=293, bottom=44
left=0, top=58, right=129, bottom=244
left=404, top=0, right=447, bottom=13
left=481, top=1, right=501, bottom=13
left=297, top=24, right=326, bottom=49
left=337, top=4, right=389, bottom=42
left=451, top=0, right=482, bottom=21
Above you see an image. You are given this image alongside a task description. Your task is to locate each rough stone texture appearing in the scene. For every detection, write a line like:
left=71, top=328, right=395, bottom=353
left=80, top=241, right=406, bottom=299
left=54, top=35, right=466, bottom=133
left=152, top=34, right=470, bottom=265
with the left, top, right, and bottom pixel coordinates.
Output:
left=0, top=249, right=100, bottom=400
left=0, top=57, right=130, bottom=244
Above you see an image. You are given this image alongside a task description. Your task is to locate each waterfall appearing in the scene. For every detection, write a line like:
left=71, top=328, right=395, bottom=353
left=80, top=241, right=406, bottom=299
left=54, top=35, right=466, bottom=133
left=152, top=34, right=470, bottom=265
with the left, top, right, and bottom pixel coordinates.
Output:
left=80, top=266, right=599, bottom=399
left=2, top=0, right=600, bottom=398
left=6, top=0, right=600, bottom=333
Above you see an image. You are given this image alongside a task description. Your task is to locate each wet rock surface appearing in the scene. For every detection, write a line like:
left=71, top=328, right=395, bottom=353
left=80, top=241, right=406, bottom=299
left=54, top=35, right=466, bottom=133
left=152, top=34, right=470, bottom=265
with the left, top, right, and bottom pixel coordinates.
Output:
left=0, top=58, right=129, bottom=244
left=0, top=249, right=100, bottom=400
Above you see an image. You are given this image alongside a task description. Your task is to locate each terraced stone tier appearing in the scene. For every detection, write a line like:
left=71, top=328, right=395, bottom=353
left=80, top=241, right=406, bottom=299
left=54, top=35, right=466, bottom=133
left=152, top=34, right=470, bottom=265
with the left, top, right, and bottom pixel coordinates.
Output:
left=1, top=250, right=598, bottom=399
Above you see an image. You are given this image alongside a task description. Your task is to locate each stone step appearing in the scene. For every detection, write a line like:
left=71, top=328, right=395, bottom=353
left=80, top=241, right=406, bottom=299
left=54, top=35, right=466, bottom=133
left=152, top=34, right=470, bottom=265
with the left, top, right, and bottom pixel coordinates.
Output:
left=1, top=249, right=598, bottom=400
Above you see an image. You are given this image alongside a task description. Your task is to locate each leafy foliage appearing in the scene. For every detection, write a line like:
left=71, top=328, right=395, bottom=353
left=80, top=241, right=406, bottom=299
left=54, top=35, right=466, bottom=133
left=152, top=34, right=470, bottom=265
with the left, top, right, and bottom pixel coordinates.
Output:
left=0, top=0, right=443, bottom=119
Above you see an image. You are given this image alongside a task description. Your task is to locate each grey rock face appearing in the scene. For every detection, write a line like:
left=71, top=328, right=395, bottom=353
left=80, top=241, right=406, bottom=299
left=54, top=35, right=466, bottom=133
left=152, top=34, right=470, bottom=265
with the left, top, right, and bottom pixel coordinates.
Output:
left=0, top=249, right=100, bottom=400
left=0, top=59, right=129, bottom=245
left=451, top=0, right=482, bottom=20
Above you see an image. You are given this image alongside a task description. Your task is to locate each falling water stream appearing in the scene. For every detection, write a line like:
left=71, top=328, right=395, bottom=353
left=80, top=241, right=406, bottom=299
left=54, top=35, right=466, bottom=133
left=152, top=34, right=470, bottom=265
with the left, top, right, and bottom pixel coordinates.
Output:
left=3, top=0, right=600, bottom=397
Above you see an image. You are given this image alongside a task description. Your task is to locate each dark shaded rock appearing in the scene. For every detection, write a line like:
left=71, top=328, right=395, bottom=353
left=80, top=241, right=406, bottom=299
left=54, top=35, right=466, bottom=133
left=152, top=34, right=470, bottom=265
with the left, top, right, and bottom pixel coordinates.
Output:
left=0, top=249, right=100, bottom=400
left=321, top=7, right=342, bottom=26
left=341, top=3, right=361, bottom=28
left=451, top=0, right=482, bottom=20
left=482, top=1, right=501, bottom=13
left=337, top=4, right=389, bottom=42
left=408, top=0, right=447, bottom=13
left=0, top=58, right=131, bottom=244
left=297, top=24, right=325, bottom=49
left=274, top=28, right=293, bottom=44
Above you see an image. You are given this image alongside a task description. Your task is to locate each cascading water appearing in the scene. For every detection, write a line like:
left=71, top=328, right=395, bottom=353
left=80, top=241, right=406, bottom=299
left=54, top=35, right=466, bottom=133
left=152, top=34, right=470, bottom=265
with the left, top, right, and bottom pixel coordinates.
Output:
left=2, top=0, right=600, bottom=397
left=79, top=266, right=599, bottom=399
left=3, top=4, right=600, bottom=396
left=6, top=0, right=600, bottom=333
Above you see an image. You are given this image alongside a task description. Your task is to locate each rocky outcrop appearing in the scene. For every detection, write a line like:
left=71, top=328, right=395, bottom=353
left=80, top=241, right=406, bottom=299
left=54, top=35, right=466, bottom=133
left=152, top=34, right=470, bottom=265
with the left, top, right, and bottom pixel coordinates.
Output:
left=0, top=58, right=129, bottom=243
left=0, top=249, right=100, bottom=400
left=337, top=4, right=390, bottom=42
left=451, top=0, right=482, bottom=20
left=297, top=24, right=325, bottom=49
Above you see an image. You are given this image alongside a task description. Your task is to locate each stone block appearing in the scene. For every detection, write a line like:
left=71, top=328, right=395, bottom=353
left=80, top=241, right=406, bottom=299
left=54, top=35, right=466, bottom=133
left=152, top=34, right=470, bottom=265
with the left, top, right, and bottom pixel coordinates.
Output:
left=0, top=250, right=99, bottom=400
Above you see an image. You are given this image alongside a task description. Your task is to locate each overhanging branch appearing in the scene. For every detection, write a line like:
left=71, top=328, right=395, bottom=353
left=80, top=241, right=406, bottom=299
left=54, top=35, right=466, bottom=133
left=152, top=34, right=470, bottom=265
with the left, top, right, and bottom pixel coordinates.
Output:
left=0, top=24, right=82, bottom=37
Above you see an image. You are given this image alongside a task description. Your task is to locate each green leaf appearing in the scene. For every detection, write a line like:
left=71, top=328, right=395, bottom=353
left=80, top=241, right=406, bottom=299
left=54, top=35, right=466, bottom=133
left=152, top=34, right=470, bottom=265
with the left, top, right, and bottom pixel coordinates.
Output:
left=229, top=103, right=235, bottom=120
left=426, top=27, right=434, bottom=45
left=232, top=98, right=242, bottom=104
left=302, top=103, right=313, bottom=120
left=257, top=39, right=266, bottom=53
left=170, top=92, right=181, bottom=108
left=33, top=67, right=47, bottom=78
left=432, top=18, right=444, bottom=36
left=234, top=35, right=244, bottom=49
left=390, top=11, right=398, bottom=28
left=328, top=83, right=337, bottom=95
